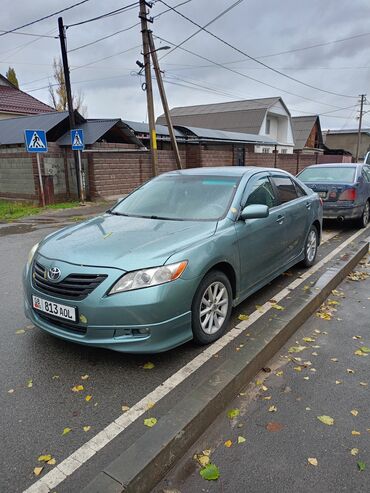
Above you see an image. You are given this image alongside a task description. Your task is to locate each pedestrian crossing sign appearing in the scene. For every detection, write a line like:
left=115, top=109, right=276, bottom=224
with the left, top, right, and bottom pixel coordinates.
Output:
left=71, top=129, right=84, bottom=150
left=25, top=129, right=48, bottom=153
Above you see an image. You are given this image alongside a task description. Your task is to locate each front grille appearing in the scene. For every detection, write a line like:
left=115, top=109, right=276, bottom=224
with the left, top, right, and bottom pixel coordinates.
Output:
left=33, top=262, right=107, bottom=300
left=37, top=312, right=87, bottom=334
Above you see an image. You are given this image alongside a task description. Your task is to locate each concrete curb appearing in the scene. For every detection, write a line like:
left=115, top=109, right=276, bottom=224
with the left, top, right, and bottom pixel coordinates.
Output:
left=82, top=239, right=369, bottom=493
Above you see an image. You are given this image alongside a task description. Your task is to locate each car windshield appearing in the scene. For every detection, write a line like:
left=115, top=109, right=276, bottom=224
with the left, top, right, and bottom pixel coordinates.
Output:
left=111, top=174, right=240, bottom=221
left=298, top=167, right=356, bottom=183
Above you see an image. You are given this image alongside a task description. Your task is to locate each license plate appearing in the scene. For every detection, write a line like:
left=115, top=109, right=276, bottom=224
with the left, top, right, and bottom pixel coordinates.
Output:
left=318, top=191, right=327, bottom=199
left=32, top=295, right=77, bottom=322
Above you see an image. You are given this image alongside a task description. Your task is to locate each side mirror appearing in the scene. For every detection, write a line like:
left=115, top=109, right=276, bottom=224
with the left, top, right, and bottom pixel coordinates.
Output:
left=240, top=204, right=269, bottom=220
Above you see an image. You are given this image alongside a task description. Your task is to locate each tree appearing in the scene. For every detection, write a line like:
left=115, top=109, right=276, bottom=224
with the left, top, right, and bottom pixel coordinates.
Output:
left=48, top=58, right=87, bottom=116
left=6, top=67, right=19, bottom=88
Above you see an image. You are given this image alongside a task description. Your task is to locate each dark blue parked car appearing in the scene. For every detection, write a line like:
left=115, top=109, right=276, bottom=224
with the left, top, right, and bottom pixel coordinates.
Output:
left=297, top=163, right=370, bottom=227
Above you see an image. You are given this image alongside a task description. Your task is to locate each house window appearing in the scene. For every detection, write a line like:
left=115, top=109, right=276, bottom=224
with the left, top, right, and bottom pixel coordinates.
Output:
left=265, top=118, right=271, bottom=134
left=262, top=147, right=270, bottom=153
left=280, top=149, right=287, bottom=154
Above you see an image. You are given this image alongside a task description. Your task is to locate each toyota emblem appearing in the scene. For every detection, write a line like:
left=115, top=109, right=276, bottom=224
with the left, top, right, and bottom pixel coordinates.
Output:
left=47, top=267, right=61, bottom=281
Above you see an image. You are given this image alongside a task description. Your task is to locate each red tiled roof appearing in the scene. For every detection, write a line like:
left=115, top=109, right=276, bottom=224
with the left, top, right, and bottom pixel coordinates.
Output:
left=0, top=85, right=54, bottom=115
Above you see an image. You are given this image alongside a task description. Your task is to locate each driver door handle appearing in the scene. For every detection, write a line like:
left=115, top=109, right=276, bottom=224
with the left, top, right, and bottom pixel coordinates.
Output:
left=276, top=215, right=285, bottom=224
left=306, top=202, right=311, bottom=209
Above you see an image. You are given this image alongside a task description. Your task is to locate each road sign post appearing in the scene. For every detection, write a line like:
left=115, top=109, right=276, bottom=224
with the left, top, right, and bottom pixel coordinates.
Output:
left=71, top=129, right=85, bottom=204
left=24, top=130, right=48, bottom=207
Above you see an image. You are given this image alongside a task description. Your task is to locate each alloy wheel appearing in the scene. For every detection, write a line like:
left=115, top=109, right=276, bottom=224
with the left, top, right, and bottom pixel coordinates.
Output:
left=306, top=230, right=317, bottom=263
left=199, top=281, right=229, bottom=335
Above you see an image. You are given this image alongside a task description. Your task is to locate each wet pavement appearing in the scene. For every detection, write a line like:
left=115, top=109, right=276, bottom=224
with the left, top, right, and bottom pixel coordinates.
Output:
left=156, top=252, right=370, bottom=493
left=0, top=215, right=365, bottom=492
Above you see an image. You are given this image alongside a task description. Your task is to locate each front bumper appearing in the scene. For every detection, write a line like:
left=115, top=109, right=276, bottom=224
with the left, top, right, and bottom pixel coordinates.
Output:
left=323, top=203, right=362, bottom=220
left=23, top=258, right=196, bottom=353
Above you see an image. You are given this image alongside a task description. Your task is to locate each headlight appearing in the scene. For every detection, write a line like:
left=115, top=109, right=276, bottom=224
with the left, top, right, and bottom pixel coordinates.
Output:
left=108, top=261, right=188, bottom=295
left=27, top=243, right=39, bottom=267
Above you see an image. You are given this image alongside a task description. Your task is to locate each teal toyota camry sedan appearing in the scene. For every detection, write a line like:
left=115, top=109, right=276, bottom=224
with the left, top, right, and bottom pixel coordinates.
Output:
left=23, top=167, right=322, bottom=353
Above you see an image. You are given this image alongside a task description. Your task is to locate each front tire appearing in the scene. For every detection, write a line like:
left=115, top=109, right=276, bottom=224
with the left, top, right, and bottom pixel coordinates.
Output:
left=301, top=225, right=318, bottom=268
left=191, top=270, right=232, bottom=345
left=357, top=200, right=369, bottom=228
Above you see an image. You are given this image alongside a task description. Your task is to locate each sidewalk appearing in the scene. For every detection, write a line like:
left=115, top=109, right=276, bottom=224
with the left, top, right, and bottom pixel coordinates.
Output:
left=157, top=252, right=370, bottom=493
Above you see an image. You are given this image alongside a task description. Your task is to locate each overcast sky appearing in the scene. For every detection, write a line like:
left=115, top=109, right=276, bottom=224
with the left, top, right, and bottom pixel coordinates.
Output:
left=1, top=0, right=369, bottom=130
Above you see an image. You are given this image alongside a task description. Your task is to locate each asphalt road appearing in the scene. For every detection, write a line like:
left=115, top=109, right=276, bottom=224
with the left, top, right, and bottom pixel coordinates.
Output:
left=156, top=251, right=370, bottom=493
left=0, top=215, right=362, bottom=492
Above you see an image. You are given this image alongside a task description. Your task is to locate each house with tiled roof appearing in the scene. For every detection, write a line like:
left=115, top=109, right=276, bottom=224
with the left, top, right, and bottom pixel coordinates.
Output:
left=0, top=73, right=53, bottom=119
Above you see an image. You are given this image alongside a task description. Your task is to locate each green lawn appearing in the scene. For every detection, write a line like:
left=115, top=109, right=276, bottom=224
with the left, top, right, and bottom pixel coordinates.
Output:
left=0, top=200, right=80, bottom=222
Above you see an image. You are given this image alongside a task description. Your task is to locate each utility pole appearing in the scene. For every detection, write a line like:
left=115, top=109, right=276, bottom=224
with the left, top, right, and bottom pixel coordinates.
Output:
left=58, top=16, right=83, bottom=201
left=148, top=31, right=183, bottom=170
left=139, top=0, right=158, bottom=176
left=355, top=94, right=366, bottom=162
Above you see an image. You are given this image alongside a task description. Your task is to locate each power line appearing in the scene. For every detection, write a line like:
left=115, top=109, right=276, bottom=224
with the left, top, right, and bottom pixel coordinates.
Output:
left=66, top=2, right=138, bottom=28
left=68, top=0, right=192, bottom=53
left=0, top=0, right=91, bottom=37
left=0, top=29, right=55, bottom=38
left=155, top=34, right=343, bottom=109
left=158, top=0, right=358, bottom=99
left=159, top=0, right=245, bottom=61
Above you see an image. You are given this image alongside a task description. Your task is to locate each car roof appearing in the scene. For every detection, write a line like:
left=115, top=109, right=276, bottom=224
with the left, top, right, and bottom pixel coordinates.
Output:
left=302, top=163, right=359, bottom=169
left=165, top=166, right=290, bottom=178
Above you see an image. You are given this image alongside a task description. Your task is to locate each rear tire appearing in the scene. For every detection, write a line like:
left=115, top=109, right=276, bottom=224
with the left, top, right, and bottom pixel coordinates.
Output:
left=191, top=270, right=232, bottom=345
left=357, top=200, right=369, bottom=228
left=301, top=225, right=318, bottom=268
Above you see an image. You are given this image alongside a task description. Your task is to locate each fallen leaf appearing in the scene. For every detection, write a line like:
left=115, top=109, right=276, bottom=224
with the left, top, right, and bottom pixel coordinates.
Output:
left=271, top=303, right=284, bottom=311
left=27, top=379, right=33, bottom=388
left=52, top=375, right=59, bottom=380
left=144, top=417, right=157, bottom=428
left=359, top=382, right=368, bottom=386
left=261, top=385, right=268, bottom=391
left=224, top=440, right=232, bottom=448
left=347, top=271, right=369, bottom=281
left=47, top=458, right=56, bottom=465
left=38, top=455, right=52, bottom=462
left=351, top=448, right=359, bottom=456
left=335, top=380, right=342, bottom=385
left=332, top=289, right=344, bottom=297
left=83, top=426, right=91, bottom=432
left=255, top=304, right=264, bottom=312
left=238, top=314, right=249, bottom=321
left=62, top=427, right=71, bottom=436
left=312, top=352, right=318, bottom=356
left=268, top=405, right=277, bottom=412
left=351, top=410, right=359, bottom=417
left=357, top=461, right=366, bottom=472
left=354, top=350, right=368, bottom=357
left=317, top=415, right=334, bottom=426
left=33, top=467, right=43, bottom=476
left=121, top=405, right=130, bottom=412
left=288, top=345, right=307, bottom=353
left=276, top=371, right=283, bottom=377
left=227, top=409, right=240, bottom=419
left=308, top=458, right=318, bottom=466
left=303, top=337, right=315, bottom=342
left=353, top=335, right=362, bottom=340
left=266, top=422, right=283, bottom=432
left=81, top=374, right=89, bottom=380
left=15, top=329, right=25, bottom=334
left=304, top=376, right=310, bottom=380
left=347, top=369, right=355, bottom=374
left=196, top=454, right=210, bottom=467
left=294, top=366, right=302, bottom=372
left=85, top=395, right=92, bottom=402
left=143, top=362, right=155, bottom=370
left=331, top=358, right=338, bottom=362
left=8, top=389, right=14, bottom=394
left=200, top=463, right=220, bottom=481
left=327, top=300, right=340, bottom=306
left=237, top=436, right=246, bottom=444
left=360, top=346, right=370, bottom=353
left=202, top=449, right=211, bottom=456
left=146, top=401, right=155, bottom=410
left=71, top=385, right=84, bottom=392
left=306, top=407, right=311, bottom=411
left=352, top=430, right=361, bottom=436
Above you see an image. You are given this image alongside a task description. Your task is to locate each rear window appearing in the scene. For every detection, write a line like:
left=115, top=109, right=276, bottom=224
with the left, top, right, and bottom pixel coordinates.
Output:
left=298, top=167, right=356, bottom=183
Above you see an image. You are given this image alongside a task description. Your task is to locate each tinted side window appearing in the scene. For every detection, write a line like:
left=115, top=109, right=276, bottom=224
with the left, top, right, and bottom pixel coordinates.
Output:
left=362, top=166, right=370, bottom=182
left=293, top=180, right=307, bottom=197
left=272, top=176, right=299, bottom=204
left=244, top=176, right=278, bottom=208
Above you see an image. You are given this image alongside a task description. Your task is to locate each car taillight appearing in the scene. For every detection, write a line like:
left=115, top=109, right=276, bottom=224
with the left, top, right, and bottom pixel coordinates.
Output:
left=338, top=188, right=356, bottom=201
left=319, top=197, right=323, bottom=206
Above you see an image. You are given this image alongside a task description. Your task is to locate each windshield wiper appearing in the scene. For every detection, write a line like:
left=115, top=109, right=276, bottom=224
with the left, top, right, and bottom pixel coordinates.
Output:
left=145, top=215, right=183, bottom=221
left=106, top=210, right=129, bottom=216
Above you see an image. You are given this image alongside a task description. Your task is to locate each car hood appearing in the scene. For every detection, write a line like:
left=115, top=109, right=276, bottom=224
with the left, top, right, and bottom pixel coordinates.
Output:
left=38, top=214, right=217, bottom=271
